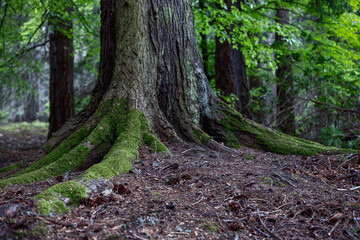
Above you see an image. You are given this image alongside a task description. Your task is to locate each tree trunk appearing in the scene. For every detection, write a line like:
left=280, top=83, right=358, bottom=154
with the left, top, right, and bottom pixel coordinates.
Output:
left=275, top=6, right=295, bottom=134
left=198, top=0, right=210, bottom=80
left=48, top=1, right=75, bottom=138
left=0, top=0, right=345, bottom=214
left=215, top=0, right=250, bottom=116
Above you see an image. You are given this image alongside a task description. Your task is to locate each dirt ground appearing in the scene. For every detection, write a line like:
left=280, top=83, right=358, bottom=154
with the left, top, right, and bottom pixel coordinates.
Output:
left=0, top=130, right=360, bottom=239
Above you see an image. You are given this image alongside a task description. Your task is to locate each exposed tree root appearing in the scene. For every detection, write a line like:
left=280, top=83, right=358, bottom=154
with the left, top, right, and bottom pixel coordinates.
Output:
left=202, top=104, right=353, bottom=155
left=0, top=99, right=168, bottom=214
left=0, top=99, right=353, bottom=214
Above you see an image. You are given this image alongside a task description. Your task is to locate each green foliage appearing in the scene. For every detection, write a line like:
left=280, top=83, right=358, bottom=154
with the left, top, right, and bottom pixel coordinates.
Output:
left=321, top=124, right=345, bottom=147
left=0, top=0, right=100, bottom=122
left=193, top=0, right=360, bottom=142
left=214, top=88, right=239, bottom=108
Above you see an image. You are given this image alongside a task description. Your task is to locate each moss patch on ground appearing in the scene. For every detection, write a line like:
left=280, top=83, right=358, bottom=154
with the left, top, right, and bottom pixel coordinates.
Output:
left=219, top=105, right=353, bottom=155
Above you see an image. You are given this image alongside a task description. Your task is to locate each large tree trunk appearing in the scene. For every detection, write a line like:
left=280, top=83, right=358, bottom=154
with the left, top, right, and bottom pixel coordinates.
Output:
left=215, top=0, right=250, bottom=115
left=48, top=1, right=75, bottom=138
left=0, top=0, right=344, bottom=214
left=275, top=6, right=295, bottom=134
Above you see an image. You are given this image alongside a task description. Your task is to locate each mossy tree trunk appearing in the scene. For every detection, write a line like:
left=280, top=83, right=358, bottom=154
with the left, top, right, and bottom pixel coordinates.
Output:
left=0, top=0, right=346, bottom=214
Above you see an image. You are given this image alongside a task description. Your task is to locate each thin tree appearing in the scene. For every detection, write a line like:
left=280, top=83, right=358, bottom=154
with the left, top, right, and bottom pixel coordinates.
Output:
left=48, top=0, right=75, bottom=138
left=275, top=5, right=295, bottom=134
left=215, top=0, right=250, bottom=115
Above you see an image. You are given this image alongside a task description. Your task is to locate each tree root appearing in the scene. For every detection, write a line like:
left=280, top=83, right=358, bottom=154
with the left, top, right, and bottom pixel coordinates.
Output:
left=0, top=100, right=168, bottom=214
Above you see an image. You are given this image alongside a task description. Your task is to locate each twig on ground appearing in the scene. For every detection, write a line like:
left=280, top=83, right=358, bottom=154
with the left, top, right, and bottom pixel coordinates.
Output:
left=307, top=211, right=316, bottom=223
left=216, top=212, right=226, bottom=229
left=45, top=179, right=52, bottom=186
left=328, top=220, right=341, bottom=236
left=257, top=209, right=282, bottom=240
left=192, top=196, right=205, bottom=205
left=345, top=228, right=359, bottom=240
left=254, top=226, right=270, bottom=238
left=132, top=233, right=148, bottom=240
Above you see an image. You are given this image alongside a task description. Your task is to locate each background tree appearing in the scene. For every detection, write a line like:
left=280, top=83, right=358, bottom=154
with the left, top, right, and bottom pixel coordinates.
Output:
left=274, top=4, right=295, bottom=134
left=48, top=0, right=75, bottom=138
left=215, top=0, right=250, bottom=115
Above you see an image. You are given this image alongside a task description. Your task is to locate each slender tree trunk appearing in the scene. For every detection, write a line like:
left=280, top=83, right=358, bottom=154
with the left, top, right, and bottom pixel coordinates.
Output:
left=275, top=6, right=295, bottom=134
left=198, top=0, right=210, bottom=80
left=215, top=0, right=250, bottom=116
left=48, top=1, right=75, bottom=138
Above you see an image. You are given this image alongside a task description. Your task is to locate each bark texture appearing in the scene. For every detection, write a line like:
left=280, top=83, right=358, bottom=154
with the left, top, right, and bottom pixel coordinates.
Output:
left=275, top=7, right=295, bottom=134
left=199, top=0, right=210, bottom=80
left=215, top=0, right=250, bottom=115
left=48, top=1, right=75, bottom=138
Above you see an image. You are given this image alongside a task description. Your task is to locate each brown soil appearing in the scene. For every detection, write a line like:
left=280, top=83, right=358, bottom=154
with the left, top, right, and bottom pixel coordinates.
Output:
left=0, top=133, right=360, bottom=239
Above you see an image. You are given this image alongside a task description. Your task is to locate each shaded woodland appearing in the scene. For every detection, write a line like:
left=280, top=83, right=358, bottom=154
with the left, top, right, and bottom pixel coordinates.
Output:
left=0, top=0, right=360, bottom=239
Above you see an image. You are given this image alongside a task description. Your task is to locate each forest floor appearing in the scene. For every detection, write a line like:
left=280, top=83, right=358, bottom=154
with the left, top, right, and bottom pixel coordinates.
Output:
left=0, top=123, right=360, bottom=240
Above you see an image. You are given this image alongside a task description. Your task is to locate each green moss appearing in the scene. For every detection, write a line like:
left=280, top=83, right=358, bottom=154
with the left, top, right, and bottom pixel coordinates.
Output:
left=0, top=109, right=122, bottom=187
left=13, top=125, right=90, bottom=177
left=29, top=221, right=50, bottom=237
left=200, top=219, right=218, bottom=233
left=0, top=163, right=21, bottom=174
left=81, top=110, right=146, bottom=180
left=225, top=131, right=242, bottom=149
left=2, top=99, right=170, bottom=215
left=143, top=132, right=168, bottom=153
left=35, top=180, right=87, bottom=214
left=219, top=105, right=352, bottom=155
left=245, top=155, right=255, bottom=160
left=44, top=143, right=51, bottom=153
left=192, top=129, right=212, bottom=144
left=141, top=115, right=168, bottom=153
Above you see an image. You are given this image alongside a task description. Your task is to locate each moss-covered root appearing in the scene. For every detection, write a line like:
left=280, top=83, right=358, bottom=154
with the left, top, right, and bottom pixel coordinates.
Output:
left=34, top=108, right=167, bottom=214
left=0, top=163, right=21, bottom=175
left=219, top=106, right=353, bottom=155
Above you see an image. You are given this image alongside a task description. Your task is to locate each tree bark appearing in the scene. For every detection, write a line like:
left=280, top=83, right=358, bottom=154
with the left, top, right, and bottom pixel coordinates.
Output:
left=275, top=6, right=295, bottom=134
left=48, top=1, right=75, bottom=138
left=215, top=0, right=250, bottom=116
left=198, top=0, right=210, bottom=80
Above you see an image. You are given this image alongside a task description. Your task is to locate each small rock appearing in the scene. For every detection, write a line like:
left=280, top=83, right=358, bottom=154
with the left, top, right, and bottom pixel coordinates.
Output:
left=0, top=204, right=19, bottom=218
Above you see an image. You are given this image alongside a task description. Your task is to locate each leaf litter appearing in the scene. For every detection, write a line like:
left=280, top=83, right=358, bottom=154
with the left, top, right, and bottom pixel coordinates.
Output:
left=0, top=132, right=360, bottom=239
